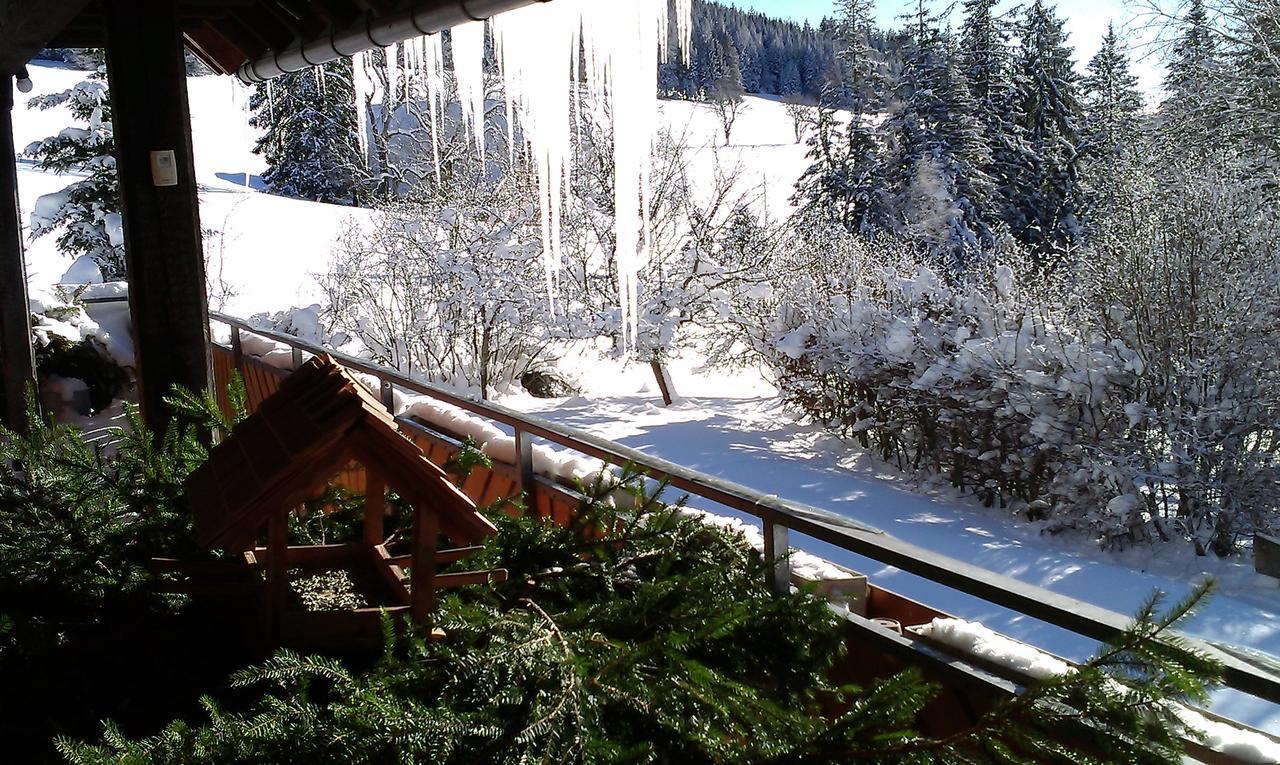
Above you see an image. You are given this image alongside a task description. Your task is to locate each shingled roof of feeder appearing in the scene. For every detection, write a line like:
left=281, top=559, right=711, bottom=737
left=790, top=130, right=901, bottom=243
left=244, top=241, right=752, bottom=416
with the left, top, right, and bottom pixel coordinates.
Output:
left=187, top=355, right=497, bottom=553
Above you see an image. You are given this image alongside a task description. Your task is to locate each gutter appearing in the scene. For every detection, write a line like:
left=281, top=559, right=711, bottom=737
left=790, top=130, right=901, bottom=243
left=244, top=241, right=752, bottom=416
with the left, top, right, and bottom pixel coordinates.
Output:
left=236, top=0, right=550, bottom=84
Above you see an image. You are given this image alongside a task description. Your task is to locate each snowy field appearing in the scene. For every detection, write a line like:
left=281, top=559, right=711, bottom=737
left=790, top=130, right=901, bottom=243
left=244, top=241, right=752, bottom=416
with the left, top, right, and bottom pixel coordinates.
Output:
left=12, top=62, right=1280, bottom=733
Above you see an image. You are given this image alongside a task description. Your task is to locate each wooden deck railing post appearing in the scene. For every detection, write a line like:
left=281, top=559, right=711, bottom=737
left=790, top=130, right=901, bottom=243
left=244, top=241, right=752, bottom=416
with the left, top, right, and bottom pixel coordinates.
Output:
left=230, top=326, right=244, bottom=372
left=515, top=427, right=536, bottom=508
left=764, top=518, right=790, bottom=596
left=380, top=380, right=395, bottom=413
left=291, top=347, right=303, bottom=370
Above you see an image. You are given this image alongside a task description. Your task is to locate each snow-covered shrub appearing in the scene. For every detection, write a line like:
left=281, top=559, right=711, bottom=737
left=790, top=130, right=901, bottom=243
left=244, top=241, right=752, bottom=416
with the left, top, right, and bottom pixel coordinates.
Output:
left=1077, top=152, right=1280, bottom=556
left=24, top=72, right=124, bottom=280
left=560, top=123, right=778, bottom=369
left=750, top=212, right=1279, bottom=555
left=318, top=192, right=555, bottom=399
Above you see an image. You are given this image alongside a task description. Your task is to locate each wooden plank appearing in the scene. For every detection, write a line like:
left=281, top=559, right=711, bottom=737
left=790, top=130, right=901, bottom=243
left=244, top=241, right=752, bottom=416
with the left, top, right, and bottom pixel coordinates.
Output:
left=104, top=0, right=213, bottom=433
left=248, top=543, right=361, bottom=570
left=433, top=569, right=508, bottom=589
left=371, top=544, right=411, bottom=604
left=364, top=468, right=386, bottom=544
left=410, top=506, right=438, bottom=626
left=265, top=511, right=288, bottom=642
left=1255, top=534, right=1280, bottom=579
left=0, top=84, right=36, bottom=432
left=281, top=606, right=411, bottom=651
left=386, top=545, right=486, bottom=568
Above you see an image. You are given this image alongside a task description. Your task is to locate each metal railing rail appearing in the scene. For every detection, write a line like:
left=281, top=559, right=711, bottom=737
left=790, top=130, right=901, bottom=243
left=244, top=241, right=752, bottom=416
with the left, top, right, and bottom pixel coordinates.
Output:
left=208, top=310, right=1280, bottom=707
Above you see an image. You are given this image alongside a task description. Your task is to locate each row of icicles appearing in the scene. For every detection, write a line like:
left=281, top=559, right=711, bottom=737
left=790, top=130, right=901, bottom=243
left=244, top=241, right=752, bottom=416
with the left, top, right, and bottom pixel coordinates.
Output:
left=231, top=0, right=693, bottom=350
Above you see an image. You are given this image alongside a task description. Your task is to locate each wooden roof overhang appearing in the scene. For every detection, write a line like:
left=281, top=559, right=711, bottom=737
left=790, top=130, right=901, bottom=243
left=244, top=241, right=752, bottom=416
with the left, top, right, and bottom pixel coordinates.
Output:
left=0, top=0, right=547, bottom=82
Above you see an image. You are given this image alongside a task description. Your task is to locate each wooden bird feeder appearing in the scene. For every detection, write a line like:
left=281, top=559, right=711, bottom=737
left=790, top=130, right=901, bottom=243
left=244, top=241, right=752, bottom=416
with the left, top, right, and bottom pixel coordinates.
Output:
left=185, top=355, right=505, bottom=649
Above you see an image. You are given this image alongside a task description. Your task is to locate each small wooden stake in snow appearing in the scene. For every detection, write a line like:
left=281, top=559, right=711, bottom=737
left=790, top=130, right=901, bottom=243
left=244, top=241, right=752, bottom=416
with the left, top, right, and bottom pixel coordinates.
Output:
left=650, top=358, right=674, bottom=407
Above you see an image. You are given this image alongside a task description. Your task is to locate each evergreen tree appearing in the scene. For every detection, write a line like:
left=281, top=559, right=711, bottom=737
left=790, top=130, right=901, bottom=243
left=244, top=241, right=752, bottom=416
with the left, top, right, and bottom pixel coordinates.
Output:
left=24, top=71, right=124, bottom=279
left=1220, top=0, right=1280, bottom=161
left=792, top=0, right=885, bottom=235
left=1080, top=23, right=1143, bottom=220
left=58, top=468, right=1226, bottom=764
left=1160, top=0, right=1217, bottom=144
left=884, top=1, right=997, bottom=265
left=959, top=0, right=1031, bottom=243
left=248, top=60, right=365, bottom=204
left=1010, top=0, right=1084, bottom=269
left=830, top=0, right=882, bottom=108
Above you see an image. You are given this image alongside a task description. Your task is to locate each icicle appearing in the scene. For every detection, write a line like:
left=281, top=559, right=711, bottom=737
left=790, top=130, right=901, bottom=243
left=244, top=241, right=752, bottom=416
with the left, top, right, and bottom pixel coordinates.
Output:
left=352, top=50, right=375, bottom=169
left=422, top=33, right=445, bottom=185
left=450, top=21, right=487, bottom=161
left=365, top=1, right=691, bottom=349
left=491, top=3, right=580, bottom=313
left=385, top=41, right=399, bottom=104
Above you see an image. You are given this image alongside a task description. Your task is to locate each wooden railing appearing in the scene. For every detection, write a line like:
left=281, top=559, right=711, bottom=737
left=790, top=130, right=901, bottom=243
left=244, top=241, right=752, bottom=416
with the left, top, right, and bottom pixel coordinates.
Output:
left=208, top=311, right=1280, bottom=714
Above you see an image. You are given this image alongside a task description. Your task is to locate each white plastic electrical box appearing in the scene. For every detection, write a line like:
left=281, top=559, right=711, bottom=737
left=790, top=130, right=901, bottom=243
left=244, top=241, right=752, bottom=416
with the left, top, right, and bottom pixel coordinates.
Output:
left=150, top=150, right=178, bottom=187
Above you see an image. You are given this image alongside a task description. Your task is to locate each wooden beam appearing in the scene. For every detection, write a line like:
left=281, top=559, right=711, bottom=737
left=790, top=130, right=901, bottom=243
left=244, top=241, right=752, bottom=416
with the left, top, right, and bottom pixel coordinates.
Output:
left=0, top=82, right=36, bottom=432
left=364, top=467, right=386, bottom=544
left=410, top=506, right=438, bottom=626
left=103, top=0, right=212, bottom=433
left=0, top=0, right=94, bottom=76
left=265, top=510, right=289, bottom=642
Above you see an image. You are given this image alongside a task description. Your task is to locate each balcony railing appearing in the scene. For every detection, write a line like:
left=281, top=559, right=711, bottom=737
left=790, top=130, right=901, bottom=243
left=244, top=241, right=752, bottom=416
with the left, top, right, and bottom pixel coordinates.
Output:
left=207, top=310, right=1280, bottom=728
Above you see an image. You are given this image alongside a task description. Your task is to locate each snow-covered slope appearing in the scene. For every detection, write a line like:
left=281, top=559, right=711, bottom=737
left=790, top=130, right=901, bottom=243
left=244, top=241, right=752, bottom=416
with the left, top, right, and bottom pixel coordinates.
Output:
left=15, top=62, right=812, bottom=314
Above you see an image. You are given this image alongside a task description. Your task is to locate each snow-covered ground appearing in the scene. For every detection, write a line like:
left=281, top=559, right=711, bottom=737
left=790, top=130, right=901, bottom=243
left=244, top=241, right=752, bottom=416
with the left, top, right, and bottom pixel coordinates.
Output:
left=12, top=62, right=1280, bottom=733
left=502, top=353, right=1280, bottom=733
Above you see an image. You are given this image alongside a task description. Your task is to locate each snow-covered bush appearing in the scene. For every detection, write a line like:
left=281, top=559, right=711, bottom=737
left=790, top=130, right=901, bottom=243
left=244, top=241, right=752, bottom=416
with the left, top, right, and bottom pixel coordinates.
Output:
left=560, top=122, right=777, bottom=375
left=24, top=72, right=124, bottom=280
left=318, top=192, right=555, bottom=399
left=1077, top=152, right=1280, bottom=556
left=750, top=211, right=1279, bottom=555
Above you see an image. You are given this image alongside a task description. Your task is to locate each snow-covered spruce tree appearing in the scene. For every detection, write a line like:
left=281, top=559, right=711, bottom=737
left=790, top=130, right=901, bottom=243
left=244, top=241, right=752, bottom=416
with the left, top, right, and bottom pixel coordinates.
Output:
left=24, top=71, right=124, bottom=280
left=1009, top=0, right=1084, bottom=270
left=248, top=59, right=365, bottom=204
left=882, top=2, right=997, bottom=267
left=1159, top=0, right=1218, bottom=145
left=792, top=0, right=886, bottom=236
left=1079, top=23, right=1144, bottom=223
left=959, top=0, right=1034, bottom=244
left=1216, top=0, right=1280, bottom=163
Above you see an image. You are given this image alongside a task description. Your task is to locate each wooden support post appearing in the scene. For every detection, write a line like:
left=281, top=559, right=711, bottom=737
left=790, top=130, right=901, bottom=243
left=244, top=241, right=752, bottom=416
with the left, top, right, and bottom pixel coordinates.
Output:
left=291, top=347, right=303, bottom=369
left=379, top=379, right=395, bottom=413
left=363, top=468, right=386, bottom=545
left=103, top=0, right=212, bottom=433
left=0, top=82, right=36, bottom=432
left=410, top=505, right=438, bottom=626
left=230, top=326, right=244, bottom=371
left=763, top=519, right=790, bottom=596
left=515, top=427, right=536, bottom=507
left=265, top=511, right=289, bottom=642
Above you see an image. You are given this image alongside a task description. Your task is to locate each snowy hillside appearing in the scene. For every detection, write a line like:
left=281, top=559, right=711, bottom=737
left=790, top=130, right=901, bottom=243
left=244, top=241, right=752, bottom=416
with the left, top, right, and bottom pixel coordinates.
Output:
left=12, top=61, right=1280, bottom=735
left=15, top=62, right=811, bottom=314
